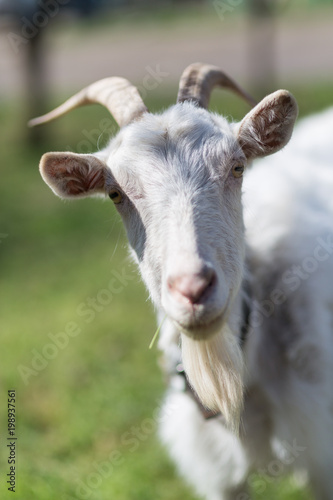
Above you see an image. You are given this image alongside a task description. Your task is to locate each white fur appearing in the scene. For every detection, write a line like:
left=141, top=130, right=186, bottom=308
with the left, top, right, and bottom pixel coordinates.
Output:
left=40, top=92, right=333, bottom=499
left=159, top=107, right=333, bottom=500
left=181, top=326, right=244, bottom=433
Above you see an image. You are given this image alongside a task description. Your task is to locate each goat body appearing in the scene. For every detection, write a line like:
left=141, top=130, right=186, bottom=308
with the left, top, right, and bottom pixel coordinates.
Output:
left=33, top=64, right=333, bottom=500
left=159, top=106, right=333, bottom=500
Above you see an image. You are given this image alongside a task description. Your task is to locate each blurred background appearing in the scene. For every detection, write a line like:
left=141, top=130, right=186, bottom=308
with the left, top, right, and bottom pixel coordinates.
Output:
left=0, top=1, right=332, bottom=499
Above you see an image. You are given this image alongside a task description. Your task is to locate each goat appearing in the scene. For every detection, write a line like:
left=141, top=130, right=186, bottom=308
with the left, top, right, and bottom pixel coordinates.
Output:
left=31, top=63, right=333, bottom=500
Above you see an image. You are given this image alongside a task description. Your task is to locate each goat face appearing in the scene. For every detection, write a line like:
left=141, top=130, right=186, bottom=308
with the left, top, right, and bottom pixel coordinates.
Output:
left=105, top=104, right=247, bottom=339
left=36, top=67, right=297, bottom=341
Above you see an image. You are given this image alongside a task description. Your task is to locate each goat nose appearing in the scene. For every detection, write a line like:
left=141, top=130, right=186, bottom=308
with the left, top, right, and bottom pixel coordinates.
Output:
left=167, top=267, right=216, bottom=305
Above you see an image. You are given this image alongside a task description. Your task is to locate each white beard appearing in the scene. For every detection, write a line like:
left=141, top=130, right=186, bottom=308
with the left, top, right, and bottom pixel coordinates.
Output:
left=181, top=324, right=244, bottom=433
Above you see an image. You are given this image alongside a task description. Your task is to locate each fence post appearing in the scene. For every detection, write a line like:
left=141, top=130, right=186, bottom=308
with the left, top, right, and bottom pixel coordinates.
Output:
left=247, top=0, right=276, bottom=95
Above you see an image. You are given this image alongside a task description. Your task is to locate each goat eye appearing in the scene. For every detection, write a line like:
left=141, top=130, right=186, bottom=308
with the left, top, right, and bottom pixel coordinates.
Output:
left=109, top=190, right=123, bottom=204
left=232, top=164, right=245, bottom=178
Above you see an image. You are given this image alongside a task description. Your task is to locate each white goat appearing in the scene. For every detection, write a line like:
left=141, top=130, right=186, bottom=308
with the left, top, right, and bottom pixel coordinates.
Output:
left=31, top=63, right=333, bottom=500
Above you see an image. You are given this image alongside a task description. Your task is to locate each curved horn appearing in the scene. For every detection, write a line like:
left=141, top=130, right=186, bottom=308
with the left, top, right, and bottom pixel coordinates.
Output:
left=177, top=63, right=257, bottom=109
left=28, top=77, right=148, bottom=128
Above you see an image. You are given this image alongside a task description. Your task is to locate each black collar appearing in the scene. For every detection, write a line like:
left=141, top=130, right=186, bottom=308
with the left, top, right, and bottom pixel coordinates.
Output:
left=239, top=282, right=252, bottom=349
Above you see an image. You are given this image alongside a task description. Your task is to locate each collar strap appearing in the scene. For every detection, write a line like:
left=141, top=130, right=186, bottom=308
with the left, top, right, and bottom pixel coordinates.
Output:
left=239, top=291, right=251, bottom=348
left=176, top=364, right=222, bottom=419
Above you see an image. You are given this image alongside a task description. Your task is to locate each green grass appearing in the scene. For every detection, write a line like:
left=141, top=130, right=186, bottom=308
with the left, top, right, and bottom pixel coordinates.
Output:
left=1, top=83, right=331, bottom=500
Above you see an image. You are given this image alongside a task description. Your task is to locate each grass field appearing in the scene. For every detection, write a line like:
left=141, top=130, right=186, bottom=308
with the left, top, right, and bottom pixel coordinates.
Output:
left=1, top=83, right=332, bottom=500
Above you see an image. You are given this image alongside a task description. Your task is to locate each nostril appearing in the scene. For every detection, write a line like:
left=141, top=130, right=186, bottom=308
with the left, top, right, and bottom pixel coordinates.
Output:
left=167, top=267, right=217, bottom=305
left=202, top=266, right=216, bottom=289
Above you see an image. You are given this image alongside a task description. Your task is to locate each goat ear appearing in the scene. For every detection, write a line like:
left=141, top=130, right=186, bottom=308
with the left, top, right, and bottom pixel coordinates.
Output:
left=237, top=90, right=298, bottom=160
left=40, top=152, right=109, bottom=199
